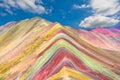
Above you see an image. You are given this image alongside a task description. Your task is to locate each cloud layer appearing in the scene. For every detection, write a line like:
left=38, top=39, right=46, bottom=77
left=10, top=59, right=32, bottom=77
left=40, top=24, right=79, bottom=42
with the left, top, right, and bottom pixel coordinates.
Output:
left=73, top=4, right=90, bottom=9
left=79, top=0, right=120, bottom=28
left=91, top=0, right=120, bottom=16
left=79, top=15, right=119, bottom=28
left=0, top=0, right=46, bottom=16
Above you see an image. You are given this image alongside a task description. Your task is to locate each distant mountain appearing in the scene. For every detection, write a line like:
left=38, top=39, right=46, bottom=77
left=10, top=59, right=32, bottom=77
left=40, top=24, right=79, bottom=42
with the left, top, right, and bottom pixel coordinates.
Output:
left=0, top=22, right=16, bottom=34
left=91, top=27, right=120, bottom=37
left=0, top=17, right=120, bottom=80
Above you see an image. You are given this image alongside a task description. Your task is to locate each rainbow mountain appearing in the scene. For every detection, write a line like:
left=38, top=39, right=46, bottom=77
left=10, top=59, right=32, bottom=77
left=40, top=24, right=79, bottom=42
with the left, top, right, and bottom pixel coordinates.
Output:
left=0, top=17, right=120, bottom=80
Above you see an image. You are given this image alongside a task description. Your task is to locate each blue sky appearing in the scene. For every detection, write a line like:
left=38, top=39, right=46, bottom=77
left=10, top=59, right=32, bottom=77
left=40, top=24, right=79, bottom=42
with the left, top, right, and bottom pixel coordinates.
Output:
left=0, top=0, right=120, bottom=29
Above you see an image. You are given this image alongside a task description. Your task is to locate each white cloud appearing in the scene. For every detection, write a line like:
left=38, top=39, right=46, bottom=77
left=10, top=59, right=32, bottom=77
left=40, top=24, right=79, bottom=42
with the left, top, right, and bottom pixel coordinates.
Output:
left=79, top=0, right=120, bottom=28
left=0, top=2, right=10, bottom=9
left=112, top=15, right=120, bottom=20
left=5, top=0, right=17, bottom=8
left=0, top=0, right=46, bottom=15
left=5, top=9, right=13, bottom=14
left=90, top=0, right=120, bottom=16
left=73, top=4, right=90, bottom=9
left=46, top=6, right=53, bottom=14
left=79, top=15, right=120, bottom=28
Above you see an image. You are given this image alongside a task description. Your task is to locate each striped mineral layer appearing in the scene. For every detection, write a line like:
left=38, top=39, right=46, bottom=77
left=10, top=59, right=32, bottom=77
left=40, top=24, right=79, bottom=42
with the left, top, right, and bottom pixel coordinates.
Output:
left=0, top=17, right=120, bottom=80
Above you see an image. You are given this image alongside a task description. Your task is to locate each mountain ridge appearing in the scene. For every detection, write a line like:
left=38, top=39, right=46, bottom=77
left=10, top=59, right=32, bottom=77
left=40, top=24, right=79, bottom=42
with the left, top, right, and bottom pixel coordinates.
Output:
left=0, top=17, right=120, bottom=80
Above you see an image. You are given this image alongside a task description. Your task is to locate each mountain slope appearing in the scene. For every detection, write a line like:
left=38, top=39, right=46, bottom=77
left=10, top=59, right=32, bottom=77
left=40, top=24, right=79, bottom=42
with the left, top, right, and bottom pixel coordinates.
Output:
left=0, top=17, right=120, bottom=80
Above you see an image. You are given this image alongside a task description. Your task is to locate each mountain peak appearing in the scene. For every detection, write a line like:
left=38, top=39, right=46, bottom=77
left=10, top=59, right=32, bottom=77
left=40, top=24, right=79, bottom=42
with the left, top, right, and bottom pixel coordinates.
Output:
left=0, top=17, right=120, bottom=80
left=31, top=16, right=41, bottom=20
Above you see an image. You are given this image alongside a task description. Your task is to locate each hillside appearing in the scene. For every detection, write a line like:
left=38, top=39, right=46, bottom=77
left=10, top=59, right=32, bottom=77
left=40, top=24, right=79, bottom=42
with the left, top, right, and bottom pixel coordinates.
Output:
left=0, top=17, right=120, bottom=80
